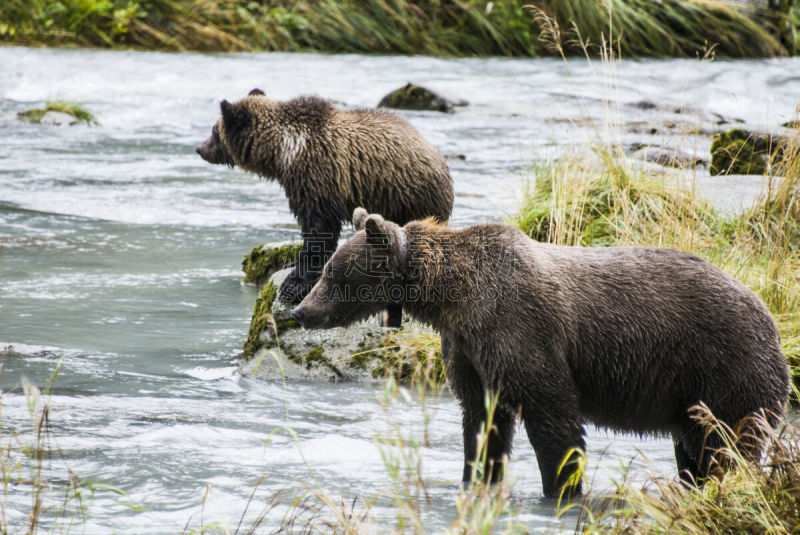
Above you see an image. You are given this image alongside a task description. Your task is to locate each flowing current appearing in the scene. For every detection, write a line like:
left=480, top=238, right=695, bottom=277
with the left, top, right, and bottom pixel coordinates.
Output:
left=1, top=47, right=798, bottom=532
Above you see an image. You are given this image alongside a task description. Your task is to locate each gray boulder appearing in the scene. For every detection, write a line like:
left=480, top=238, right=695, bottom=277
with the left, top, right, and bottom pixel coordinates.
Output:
left=378, top=83, right=464, bottom=113
left=239, top=268, right=441, bottom=383
left=630, top=146, right=707, bottom=169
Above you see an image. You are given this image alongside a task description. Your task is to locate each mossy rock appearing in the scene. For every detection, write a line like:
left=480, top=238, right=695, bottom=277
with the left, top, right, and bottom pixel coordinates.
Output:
left=243, top=280, right=279, bottom=357
left=629, top=146, right=706, bottom=169
left=242, top=242, right=302, bottom=287
left=239, top=267, right=444, bottom=384
left=304, top=347, right=344, bottom=378
left=242, top=274, right=302, bottom=358
left=18, top=100, right=98, bottom=126
left=364, top=331, right=445, bottom=386
left=378, top=83, right=457, bottom=113
left=709, top=129, right=778, bottom=176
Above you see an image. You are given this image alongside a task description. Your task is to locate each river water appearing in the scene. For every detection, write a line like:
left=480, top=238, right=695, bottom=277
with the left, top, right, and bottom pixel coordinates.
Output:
left=1, top=47, right=798, bottom=533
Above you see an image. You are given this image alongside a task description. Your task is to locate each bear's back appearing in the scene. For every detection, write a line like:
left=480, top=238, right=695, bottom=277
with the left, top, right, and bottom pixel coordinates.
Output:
left=444, top=225, right=789, bottom=432
left=322, top=109, right=452, bottom=224
left=525, top=242, right=787, bottom=430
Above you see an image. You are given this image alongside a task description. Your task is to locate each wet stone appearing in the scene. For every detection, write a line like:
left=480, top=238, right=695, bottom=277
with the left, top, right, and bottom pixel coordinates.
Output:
left=239, top=268, right=438, bottom=383
left=378, top=83, right=462, bottom=113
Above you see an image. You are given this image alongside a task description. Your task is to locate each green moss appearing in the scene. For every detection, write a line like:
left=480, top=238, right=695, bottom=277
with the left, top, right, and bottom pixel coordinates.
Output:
left=18, top=100, right=98, bottom=126
left=242, top=242, right=302, bottom=287
left=17, top=109, right=47, bottom=123
left=377, top=83, right=454, bottom=113
left=242, top=278, right=303, bottom=359
left=357, top=332, right=445, bottom=387
left=304, top=347, right=343, bottom=378
left=710, top=129, right=768, bottom=176
left=304, top=347, right=325, bottom=368
left=242, top=280, right=277, bottom=358
left=349, top=350, right=373, bottom=371
left=276, top=318, right=300, bottom=330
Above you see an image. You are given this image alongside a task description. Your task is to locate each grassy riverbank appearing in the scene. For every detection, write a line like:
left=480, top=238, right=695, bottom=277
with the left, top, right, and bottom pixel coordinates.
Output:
left=1, top=0, right=798, bottom=57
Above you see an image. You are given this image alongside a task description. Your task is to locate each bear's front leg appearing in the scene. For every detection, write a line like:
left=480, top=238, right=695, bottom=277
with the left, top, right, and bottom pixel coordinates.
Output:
left=280, top=223, right=339, bottom=304
left=461, top=400, right=516, bottom=485
left=445, top=341, right=515, bottom=486
left=280, top=267, right=317, bottom=305
left=382, top=304, right=403, bottom=328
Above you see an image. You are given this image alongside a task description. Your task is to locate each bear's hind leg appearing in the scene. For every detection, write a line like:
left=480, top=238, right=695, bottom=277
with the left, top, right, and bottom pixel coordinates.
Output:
left=676, top=418, right=727, bottom=486
left=673, top=437, right=698, bottom=487
left=522, top=402, right=586, bottom=498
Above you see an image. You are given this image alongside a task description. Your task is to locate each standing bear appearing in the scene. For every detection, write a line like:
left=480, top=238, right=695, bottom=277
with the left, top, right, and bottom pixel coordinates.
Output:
left=196, top=89, right=453, bottom=307
left=291, top=208, right=790, bottom=498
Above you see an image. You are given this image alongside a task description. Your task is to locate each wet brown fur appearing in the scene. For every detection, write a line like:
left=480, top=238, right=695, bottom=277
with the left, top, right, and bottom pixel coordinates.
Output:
left=197, top=91, right=453, bottom=302
left=294, top=209, right=791, bottom=498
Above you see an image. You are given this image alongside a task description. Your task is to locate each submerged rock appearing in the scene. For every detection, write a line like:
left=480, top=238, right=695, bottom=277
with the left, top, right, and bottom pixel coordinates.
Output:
left=240, top=268, right=442, bottom=383
left=378, top=83, right=463, bottom=113
left=18, top=109, right=79, bottom=126
left=18, top=101, right=98, bottom=126
left=631, top=100, right=658, bottom=110
left=241, top=242, right=302, bottom=287
left=630, top=146, right=707, bottom=169
left=710, top=129, right=785, bottom=176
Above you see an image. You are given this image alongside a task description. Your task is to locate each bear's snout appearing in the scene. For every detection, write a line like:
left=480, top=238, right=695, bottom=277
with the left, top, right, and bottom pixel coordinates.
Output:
left=291, top=306, right=306, bottom=327
left=195, top=146, right=202, bottom=155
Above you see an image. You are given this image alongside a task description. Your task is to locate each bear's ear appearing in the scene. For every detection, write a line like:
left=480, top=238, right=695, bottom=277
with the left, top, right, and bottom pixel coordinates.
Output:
left=248, top=88, right=265, bottom=97
left=364, top=215, right=390, bottom=246
left=352, top=207, right=369, bottom=231
left=220, top=100, right=248, bottom=136
left=220, top=99, right=234, bottom=119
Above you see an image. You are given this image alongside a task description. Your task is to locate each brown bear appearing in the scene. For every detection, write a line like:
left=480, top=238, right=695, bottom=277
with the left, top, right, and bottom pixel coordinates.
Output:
left=196, top=89, right=453, bottom=308
left=291, top=208, right=791, bottom=498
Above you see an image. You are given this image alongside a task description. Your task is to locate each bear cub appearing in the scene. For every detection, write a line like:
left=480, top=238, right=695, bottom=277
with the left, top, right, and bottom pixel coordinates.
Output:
left=197, top=89, right=453, bottom=307
left=292, top=208, right=790, bottom=497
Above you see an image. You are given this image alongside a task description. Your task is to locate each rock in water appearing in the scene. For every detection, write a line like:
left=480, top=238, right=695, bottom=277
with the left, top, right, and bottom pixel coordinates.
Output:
left=241, top=242, right=302, bottom=287
left=18, top=109, right=79, bottom=126
left=240, top=268, right=440, bottom=383
left=378, top=83, right=461, bottom=113
left=630, top=146, right=707, bottom=169
left=710, top=129, right=785, bottom=176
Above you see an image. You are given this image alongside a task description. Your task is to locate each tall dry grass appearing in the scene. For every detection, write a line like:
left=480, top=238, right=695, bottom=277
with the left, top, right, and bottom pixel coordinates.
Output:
left=529, top=0, right=786, bottom=57
left=579, top=408, right=800, bottom=534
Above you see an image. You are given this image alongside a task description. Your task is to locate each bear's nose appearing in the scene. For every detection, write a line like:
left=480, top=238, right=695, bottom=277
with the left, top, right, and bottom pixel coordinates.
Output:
left=195, top=146, right=202, bottom=155
left=291, top=307, right=305, bottom=327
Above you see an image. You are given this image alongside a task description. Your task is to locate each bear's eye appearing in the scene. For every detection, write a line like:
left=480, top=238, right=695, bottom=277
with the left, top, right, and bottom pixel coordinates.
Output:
left=212, top=124, right=220, bottom=141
